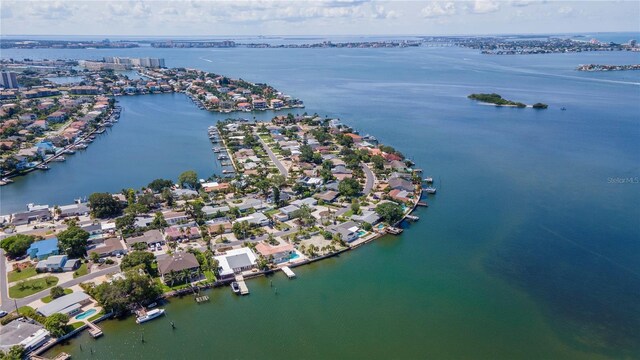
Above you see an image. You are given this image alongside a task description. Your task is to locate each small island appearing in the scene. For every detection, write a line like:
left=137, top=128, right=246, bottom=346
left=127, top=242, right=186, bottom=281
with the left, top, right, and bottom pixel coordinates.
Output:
left=468, top=93, right=547, bottom=109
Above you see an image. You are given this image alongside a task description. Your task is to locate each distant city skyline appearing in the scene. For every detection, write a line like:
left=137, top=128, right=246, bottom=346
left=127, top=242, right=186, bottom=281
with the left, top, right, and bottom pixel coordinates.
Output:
left=1, top=1, right=639, bottom=37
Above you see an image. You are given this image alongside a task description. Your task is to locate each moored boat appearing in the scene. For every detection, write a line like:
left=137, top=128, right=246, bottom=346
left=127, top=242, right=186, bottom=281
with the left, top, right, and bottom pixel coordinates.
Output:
left=424, top=187, right=437, bottom=194
left=231, top=282, right=241, bottom=294
left=136, top=308, right=165, bottom=324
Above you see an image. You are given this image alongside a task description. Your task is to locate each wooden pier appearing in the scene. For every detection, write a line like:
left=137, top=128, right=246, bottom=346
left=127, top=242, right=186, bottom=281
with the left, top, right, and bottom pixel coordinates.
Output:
left=195, top=295, right=210, bottom=303
left=416, top=201, right=428, bottom=207
left=281, top=266, right=296, bottom=279
left=386, top=227, right=403, bottom=235
left=405, top=215, right=419, bottom=221
left=235, top=275, right=249, bottom=295
left=87, top=322, right=103, bottom=338
left=30, top=352, right=71, bottom=360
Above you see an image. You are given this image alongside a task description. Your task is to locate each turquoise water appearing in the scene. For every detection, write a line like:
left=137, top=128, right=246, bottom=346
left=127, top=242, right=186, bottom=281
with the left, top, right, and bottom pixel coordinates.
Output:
left=75, top=309, right=97, bottom=320
left=357, top=230, right=367, bottom=237
left=0, top=40, right=637, bottom=358
left=289, top=252, right=300, bottom=260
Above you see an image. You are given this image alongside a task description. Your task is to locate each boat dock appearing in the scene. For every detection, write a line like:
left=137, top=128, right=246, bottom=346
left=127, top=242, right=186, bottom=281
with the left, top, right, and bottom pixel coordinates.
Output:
left=386, top=227, right=403, bottom=235
left=87, top=322, right=103, bottom=338
left=417, top=201, right=428, bottom=207
left=195, top=295, right=210, bottom=303
left=405, top=215, right=419, bottom=221
left=235, top=275, right=250, bottom=295
left=30, top=353, right=70, bottom=360
left=281, top=266, right=296, bottom=279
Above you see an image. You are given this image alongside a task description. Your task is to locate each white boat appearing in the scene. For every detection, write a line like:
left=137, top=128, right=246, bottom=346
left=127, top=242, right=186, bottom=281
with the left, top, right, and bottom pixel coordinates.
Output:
left=424, top=187, right=437, bottom=194
left=136, top=308, right=165, bottom=324
left=231, top=282, right=241, bottom=294
left=424, top=177, right=433, bottom=183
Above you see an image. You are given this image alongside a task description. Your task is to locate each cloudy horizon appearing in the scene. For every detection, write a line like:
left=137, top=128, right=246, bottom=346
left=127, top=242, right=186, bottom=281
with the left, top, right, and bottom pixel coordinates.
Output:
left=1, top=1, right=639, bottom=37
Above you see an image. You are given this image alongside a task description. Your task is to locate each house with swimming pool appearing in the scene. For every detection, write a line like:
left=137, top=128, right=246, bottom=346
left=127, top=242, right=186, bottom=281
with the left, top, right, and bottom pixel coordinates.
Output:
left=254, top=242, right=296, bottom=264
left=37, top=291, right=92, bottom=317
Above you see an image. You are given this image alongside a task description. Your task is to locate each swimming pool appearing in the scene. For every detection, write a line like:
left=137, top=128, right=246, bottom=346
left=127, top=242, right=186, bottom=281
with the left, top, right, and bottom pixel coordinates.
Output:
left=357, top=230, right=367, bottom=237
left=75, top=308, right=97, bottom=320
left=289, top=252, right=300, bottom=260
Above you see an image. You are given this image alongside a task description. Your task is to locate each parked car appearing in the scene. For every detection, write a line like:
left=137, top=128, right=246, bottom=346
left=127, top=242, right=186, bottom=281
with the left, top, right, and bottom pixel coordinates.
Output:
left=0, top=310, right=8, bottom=318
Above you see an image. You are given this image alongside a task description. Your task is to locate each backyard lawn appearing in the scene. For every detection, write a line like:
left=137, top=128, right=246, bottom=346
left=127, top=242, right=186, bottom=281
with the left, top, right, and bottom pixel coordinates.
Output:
left=9, top=276, right=59, bottom=298
left=7, top=267, right=38, bottom=283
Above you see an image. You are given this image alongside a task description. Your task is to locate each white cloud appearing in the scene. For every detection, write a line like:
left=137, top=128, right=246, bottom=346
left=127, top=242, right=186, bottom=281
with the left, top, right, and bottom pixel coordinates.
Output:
left=468, top=0, right=500, bottom=14
left=421, top=2, right=456, bottom=18
left=558, top=5, right=573, bottom=15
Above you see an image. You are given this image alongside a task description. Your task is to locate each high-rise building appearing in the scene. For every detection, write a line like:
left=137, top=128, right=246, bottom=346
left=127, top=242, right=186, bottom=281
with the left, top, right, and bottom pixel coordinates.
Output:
left=0, top=71, right=18, bottom=89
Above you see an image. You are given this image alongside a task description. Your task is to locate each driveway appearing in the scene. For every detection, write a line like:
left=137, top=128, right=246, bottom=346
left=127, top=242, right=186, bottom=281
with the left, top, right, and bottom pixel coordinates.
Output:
left=257, top=133, right=288, bottom=178
left=361, top=163, right=375, bottom=195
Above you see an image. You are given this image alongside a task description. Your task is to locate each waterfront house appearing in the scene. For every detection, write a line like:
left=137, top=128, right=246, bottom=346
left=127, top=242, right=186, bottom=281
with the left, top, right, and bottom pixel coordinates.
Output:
left=156, top=251, right=200, bottom=283
left=214, top=247, right=257, bottom=279
left=11, top=209, right=52, bottom=226
left=328, top=221, right=360, bottom=243
left=27, top=238, right=59, bottom=260
left=57, top=203, right=90, bottom=218
left=388, top=177, right=414, bottom=193
left=252, top=99, right=267, bottom=109
left=389, top=189, right=412, bottom=203
left=254, top=242, right=295, bottom=263
left=0, top=319, right=50, bottom=354
left=36, top=291, right=91, bottom=317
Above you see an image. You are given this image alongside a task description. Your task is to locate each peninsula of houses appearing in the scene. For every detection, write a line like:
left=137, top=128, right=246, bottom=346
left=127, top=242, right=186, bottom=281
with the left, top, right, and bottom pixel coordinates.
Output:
left=0, top=112, right=433, bottom=358
left=0, top=59, right=303, bottom=181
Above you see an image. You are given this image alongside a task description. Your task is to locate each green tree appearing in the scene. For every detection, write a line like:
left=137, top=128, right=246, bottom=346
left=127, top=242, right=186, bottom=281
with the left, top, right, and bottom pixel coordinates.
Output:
left=125, top=203, right=149, bottom=216
left=0, top=234, right=35, bottom=258
left=49, top=286, right=65, bottom=300
left=371, top=155, right=385, bottom=170
left=162, top=188, right=174, bottom=206
left=84, top=270, right=161, bottom=316
left=351, top=198, right=361, bottom=215
left=232, top=221, right=250, bottom=240
left=0, top=345, right=25, bottom=360
left=178, top=170, right=199, bottom=189
left=115, top=213, right=136, bottom=233
left=44, top=313, right=69, bottom=337
left=120, top=251, right=156, bottom=275
left=148, top=178, right=174, bottom=193
left=90, top=251, right=101, bottom=263
left=338, top=178, right=362, bottom=198
left=150, top=212, right=168, bottom=229
left=88, top=192, right=122, bottom=218
left=375, top=202, right=404, bottom=224
left=57, top=226, right=90, bottom=258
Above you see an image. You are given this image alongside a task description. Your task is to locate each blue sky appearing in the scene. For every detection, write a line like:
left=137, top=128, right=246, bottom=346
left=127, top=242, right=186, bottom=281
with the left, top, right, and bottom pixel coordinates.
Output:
left=1, top=1, right=638, bottom=36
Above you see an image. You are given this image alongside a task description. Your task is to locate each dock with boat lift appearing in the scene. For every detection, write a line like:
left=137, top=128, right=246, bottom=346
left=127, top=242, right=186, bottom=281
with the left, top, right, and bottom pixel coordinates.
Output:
left=235, top=275, right=250, bottom=295
left=405, top=215, right=420, bottom=221
left=87, top=322, right=103, bottom=338
left=281, top=266, right=296, bottom=279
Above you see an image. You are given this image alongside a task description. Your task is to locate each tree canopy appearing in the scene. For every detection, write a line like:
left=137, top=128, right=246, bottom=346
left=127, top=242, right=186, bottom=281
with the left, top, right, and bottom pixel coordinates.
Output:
left=44, top=313, right=69, bottom=337
left=88, top=192, right=122, bottom=218
left=84, top=270, right=162, bottom=316
left=120, top=251, right=156, bottom=275
left=338, top=178, right=363, bottom=198
left=178, top=170, right=199, bottom=189
left=375, top=202, right=404, bottom=224
left=57, top=225, right=89, bottom=258
left=147, top=178, right=174, bottom=193
left=0, top=234, right=35, bottom=258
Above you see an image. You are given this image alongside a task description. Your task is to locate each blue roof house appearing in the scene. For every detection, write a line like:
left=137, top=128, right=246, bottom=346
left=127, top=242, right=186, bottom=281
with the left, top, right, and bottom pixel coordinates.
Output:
left=36, top=141, right=56, bottom=155
left=27, top=238, right=60, bottom=260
